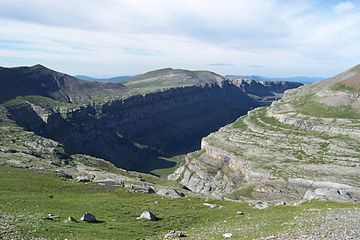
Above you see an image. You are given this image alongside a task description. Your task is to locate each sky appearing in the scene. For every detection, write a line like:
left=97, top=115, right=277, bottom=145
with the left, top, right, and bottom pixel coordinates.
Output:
left=0, top=0, right=360, bottom=77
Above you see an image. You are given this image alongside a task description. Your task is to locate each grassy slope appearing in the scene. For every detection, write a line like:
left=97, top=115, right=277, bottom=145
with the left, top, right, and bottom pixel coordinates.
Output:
left=1, top=166, right=359, bottom=240
left=150, top=155, right=185, bottom=178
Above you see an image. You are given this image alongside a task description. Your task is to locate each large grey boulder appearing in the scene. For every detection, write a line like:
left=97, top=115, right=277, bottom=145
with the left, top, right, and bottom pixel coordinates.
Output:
left=156, top=188, right=185, bottom=198
left=80, top=213, right=97, bottom=222
left=136, top=211, right=158, bottom=221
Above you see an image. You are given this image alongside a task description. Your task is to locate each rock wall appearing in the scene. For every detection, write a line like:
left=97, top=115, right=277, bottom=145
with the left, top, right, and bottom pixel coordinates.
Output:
left=7, top=82, right=257, bottom=171
left=6, top=79, right=302, bottom=173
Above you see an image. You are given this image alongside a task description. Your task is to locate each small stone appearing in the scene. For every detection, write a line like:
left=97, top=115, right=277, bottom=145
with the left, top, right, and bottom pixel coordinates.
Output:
left=203, top=203, right=222, bottom=209
left=65, top=216, right=78, bottom=223
left=80, top=213, right=97, bottom=222
left=164, top=230, right=186, bottom=239
left=45, top=213, right=59, bottom=220
left=236, top=211, right=244, bottom=215
left=223, top=233, right=233, bottom=238
left=136, top=211, right=158, bottom=221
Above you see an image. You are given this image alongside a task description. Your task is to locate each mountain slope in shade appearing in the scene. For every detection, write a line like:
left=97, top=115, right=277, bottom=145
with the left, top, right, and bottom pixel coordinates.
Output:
left=171, top=65, right=360, bottom=203
left=0, top=64, right=127, bottom=103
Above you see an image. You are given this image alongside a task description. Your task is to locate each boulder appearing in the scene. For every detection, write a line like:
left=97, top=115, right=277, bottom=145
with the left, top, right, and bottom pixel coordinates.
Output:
left=164, top=230, right=186, bottom=239
left=136, top=211, right=158, bottom=221
left=252, top=201, right=269, bottom=209
left=223, top=233, right=233, bottom=238
left=156, top=188, right=185, bottom=198
left=125, top=184, right=155, bottom=194
left=76, top=175, right=94, bottom=183
left=80, top=213, right=97, bottom=222
left=303, top=190, right=319, bottom=201
left=54, top=170, right=73, bottom=179
left=236, top=211, right=244, bottom=215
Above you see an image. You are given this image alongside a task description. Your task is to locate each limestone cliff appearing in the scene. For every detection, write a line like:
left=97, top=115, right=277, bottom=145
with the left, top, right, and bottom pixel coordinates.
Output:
left=171, top=65, right=360, bottom=202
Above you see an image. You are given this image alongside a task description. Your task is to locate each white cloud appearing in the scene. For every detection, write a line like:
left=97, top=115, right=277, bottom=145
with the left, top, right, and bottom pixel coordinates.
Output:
left=334, top=1, right=355, bottom=12
left=0, top=0, right=359, bottom=77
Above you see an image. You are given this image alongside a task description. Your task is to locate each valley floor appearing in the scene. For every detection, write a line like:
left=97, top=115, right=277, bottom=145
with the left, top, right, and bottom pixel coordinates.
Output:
left=1, top=165, right=359, bottom=240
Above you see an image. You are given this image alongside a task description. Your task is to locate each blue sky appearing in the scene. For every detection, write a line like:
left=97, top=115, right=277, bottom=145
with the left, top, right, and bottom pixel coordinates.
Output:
left=0, top=0, right=359, bottom=77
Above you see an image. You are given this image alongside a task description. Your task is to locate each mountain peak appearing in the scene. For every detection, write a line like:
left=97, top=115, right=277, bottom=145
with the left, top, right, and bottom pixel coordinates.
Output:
left=30, top=64, right=47, bottom=69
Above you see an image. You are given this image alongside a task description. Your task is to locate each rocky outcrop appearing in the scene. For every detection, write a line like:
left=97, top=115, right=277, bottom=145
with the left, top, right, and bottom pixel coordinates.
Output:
left=171, top=65, right=360, bottom=202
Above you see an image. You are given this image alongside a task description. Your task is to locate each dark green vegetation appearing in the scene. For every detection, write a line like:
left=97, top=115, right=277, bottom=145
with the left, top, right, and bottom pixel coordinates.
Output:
left=1, top=165, right=359, bottom=240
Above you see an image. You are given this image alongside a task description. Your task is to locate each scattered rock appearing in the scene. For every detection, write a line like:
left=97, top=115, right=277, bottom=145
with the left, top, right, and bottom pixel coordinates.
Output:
left=236, top=211, right=245, bottom=215
left=136, top=211, right=158, bottom=221
left=125, top=184, right=155, bottom=194
left=203, top=203, right=222, bottom=209
left=252, top=201, right=269, bottom=209
left=223, top=232, right=233, bottom=238
left=54, top=170, right=73, bottom=179
left=157, top=188, right=185, bottom=198
left=303, top=188, right=356, bottom=202
left=93, top=178, right=124, bottom=186
left=303, top=190, right=318, bottom=201
left=314, top=188, right=354, bottom=202
left=80, top=213, right=97, bottom=222
left=164, top=230, right=186, bottom=239
left=65, top=216, right=78, bottom=223
left=76, top=175, right=94, bottom=183
left=45, top=213, right=60, bottom=220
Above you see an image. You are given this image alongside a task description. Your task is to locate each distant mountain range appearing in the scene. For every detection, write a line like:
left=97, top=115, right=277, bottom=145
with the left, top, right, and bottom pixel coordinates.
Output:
left=76, top=73, right=324, bottom=84
left=75, top=75, right=131, bottom=82
left=226, top=75, right=325, bottom=84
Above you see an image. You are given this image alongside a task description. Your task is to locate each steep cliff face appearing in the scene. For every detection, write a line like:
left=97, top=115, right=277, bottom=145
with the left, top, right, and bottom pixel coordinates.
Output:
left=2, top=65, right=303, bottom=173
left=230, top=78, right=303, bottom=102
left=171, top=65, right=360, bottom=202
left=7, top=82, right=259, bottom=171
